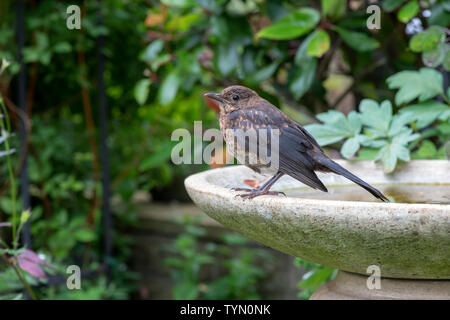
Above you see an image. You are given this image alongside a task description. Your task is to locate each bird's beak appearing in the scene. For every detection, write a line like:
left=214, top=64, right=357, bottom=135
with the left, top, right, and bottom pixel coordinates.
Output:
left=204, top=92, right=225, bottom=103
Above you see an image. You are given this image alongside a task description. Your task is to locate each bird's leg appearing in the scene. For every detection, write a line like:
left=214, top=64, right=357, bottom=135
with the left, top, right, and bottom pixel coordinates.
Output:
left=234, top=172, right=285, bottom=199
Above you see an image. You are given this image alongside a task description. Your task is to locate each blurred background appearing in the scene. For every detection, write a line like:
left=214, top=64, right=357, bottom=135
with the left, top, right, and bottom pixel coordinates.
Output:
left=0, top=0, right=448, bottom=299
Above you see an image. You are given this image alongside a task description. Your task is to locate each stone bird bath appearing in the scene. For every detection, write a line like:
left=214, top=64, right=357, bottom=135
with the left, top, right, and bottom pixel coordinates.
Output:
left=185, top=160, right=450, bottom=299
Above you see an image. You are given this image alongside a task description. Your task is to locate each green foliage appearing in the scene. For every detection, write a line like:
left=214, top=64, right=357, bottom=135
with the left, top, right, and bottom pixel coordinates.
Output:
left=307, top=30, right=331, bottom=57
left=382, top=0, right=405, bottom=12
left=321, top=0, right=346, bottom=20
left=0, top=0, right=148, bottom=299
left=306, top=99, right=421, bottom=172
left=306, top=110, right=365, bottom=157
left=412, top=140, right=447, bottom=160
left=409, top=26, right=446, bottom=52
left=134, top=79, right=151, bottom=105
left=164, top=216, right=269, bottom=300
left=333, top=26, right=380, bottom=52
left=306, top=65, right=449, bottom=173
left=257, top=8, right=320, bottom=40
left=397, top=1, right=419, bottom=23
left=409, top=26, right=449, bottom=70
left=294, top=258, right=337, bottom=299
left=387, top=68, right=445, bottom=105
left=400, top=101, right=450, bottom=129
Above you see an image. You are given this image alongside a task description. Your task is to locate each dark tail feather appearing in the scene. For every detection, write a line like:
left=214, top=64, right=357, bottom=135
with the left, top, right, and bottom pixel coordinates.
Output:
left=318, top=157, right=389, bottom=202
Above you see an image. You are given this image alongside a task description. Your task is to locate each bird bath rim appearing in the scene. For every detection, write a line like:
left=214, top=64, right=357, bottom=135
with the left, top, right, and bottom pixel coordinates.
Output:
left=186, top=160, right=450, bottom=209
left=184, top=160, right=450, bottom=279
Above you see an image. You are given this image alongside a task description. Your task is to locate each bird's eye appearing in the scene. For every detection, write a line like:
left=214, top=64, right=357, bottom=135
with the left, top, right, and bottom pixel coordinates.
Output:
left=232, top=95, right=239, bottom=101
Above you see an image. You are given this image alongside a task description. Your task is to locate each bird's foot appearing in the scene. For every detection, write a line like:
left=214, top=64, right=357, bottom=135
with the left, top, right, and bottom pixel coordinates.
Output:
left=232, top=187, right=286, bottom=200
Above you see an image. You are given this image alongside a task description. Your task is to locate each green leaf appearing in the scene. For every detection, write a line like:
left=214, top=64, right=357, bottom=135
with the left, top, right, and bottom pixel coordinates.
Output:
left=161, top=0, right=195, bottom=8
left=0, top=247, right=25, bottom=256
left=74, top=228, right=97, bottom=242
left=440, top=109, right=450, bottom=121
left=412, top=140, right=438, bottom=159
left=386, top=68, right=443, bottom=105
left=359, top=99, right=392, bottom=134
left=422, top=42, right=446, bottom=68
left=316, top=110, right=346, bottom=123
left=158, top=70, right=180, bottom=106
left=298, top=267, right=336, bottom=291
left=20, top=210, right=31, bottom=224
left=340, top=136, right=360, bottom=158
left=321, top=0, right=346, bottom=20
left=409, top=26, right=446, bottom=53
left=52, top=42, right=72, bottom=53
left=295, top=32, right=315, bottom=65
left=167, top=13, right=201, bottom=32
left=245, top=61, right=279, bottom=84
left=362, top=138, right=388, bottom=148
left=392, top=127, right=419, bottom=145
left=443, top=48, right=450, bottom=71
left=354, top=148, right=379, bottom=160
left=316, top=110, right=362, bottom=135
left=305, top=123, right=346, bottom=145
left=305, top=110, right=362, bottom=147
left=397, top=1, right=419, bottom=23
left=306, top=30, right=330, bottom=57
left=374, top=126, right=418, bottom=172
left=400, top=101, right=450, bottom=129
left=347, top=111, right=363, bottom=134
left=141, top=39, right=164, bottom=61
left=437, top=123, right=450, bottom=135
left=427, top=2, right=450, bottom=27
left=388, top=112, right=415, bottom=136
left=35, top=31, right=49, bottom=49
left=215, top=43, right=238, bottom=76
left=134, top=79, right=151, bottom=106
left=0, top=59, right=11, bottom=75
left=222, top=233, right=248, bottom=246
left=333, top=26, right=379, bottom=51
left=257, top=8, right=320, bottom=40
left=23, top=32, right=52, bottom=65
left=376, top=142, right=410, bottom=173
left=382, top=0, right=405, bottom=12
left=289, top=58, right=317, bottom=100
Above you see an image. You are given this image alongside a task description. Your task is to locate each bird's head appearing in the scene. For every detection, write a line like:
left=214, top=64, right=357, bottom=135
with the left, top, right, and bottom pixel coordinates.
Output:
left=204, top=85, right=257, bottom=113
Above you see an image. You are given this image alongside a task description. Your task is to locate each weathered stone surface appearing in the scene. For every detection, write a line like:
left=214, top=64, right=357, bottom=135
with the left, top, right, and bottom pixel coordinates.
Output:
left=311, top=271, right=450, bottom=300
left=185, top=160, right=450, bottom=279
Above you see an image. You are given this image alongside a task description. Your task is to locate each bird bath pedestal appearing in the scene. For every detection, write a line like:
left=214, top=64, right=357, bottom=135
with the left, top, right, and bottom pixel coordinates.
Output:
left=185, top=160, right=450, bottom=299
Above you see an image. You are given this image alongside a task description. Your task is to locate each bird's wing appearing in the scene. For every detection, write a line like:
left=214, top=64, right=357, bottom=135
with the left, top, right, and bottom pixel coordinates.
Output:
left=291, top=120, right=324, bottom=152
left=228, top=105, right=327, bottom=191
left=277, top=123, right=328, bottom=192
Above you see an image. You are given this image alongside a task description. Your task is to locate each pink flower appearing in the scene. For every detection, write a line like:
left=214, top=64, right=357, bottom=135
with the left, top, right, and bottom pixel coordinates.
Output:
left=17, top=249, right=52, bottom=278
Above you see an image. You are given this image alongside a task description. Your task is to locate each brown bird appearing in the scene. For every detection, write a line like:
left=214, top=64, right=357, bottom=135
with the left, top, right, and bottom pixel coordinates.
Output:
left=204, top=85, right=389, bottom=201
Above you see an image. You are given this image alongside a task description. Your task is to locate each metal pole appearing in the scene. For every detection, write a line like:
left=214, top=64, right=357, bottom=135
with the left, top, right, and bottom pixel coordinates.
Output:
left=17, top=0, right=31, bottom=248
left=96, top=0, right=112, bottom=281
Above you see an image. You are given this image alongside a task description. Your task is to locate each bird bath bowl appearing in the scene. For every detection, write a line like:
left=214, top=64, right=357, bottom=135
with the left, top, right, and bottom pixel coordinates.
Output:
left=185, top=160, right=450, bottom=299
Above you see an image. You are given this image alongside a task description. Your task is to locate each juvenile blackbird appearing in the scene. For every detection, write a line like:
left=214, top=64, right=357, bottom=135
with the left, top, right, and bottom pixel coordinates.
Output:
left=204, top=85, right=389, bottom=202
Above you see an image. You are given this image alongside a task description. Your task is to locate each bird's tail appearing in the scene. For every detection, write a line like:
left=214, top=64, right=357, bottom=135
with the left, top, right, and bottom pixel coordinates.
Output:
left=317, top=156, right=389, bottom=202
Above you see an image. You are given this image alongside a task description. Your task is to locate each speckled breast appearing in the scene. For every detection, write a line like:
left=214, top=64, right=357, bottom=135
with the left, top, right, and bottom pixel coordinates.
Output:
left=219, top=115, right=279, bottom=176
